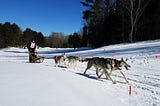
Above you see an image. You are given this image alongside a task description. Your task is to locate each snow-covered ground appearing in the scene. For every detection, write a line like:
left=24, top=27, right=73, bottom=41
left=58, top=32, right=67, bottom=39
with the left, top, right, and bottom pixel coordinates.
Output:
left=0, top=40, right=160, bottom=106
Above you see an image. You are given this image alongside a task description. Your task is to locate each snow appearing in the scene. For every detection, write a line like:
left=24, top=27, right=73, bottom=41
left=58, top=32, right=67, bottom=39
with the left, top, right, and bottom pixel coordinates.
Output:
left=0, top=40, right=160, bottom=106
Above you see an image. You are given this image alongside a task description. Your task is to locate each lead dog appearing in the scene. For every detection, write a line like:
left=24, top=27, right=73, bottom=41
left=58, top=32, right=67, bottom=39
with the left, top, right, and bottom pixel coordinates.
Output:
left=84, top=57, right=116, bottom=84
left=84, top=57, right=131, bottom=83
left=99, top=58, right=131, bottom=83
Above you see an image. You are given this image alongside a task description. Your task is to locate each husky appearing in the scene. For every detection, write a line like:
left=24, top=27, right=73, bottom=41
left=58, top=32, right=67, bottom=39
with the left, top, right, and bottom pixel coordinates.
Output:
left=92, top=57, right=131, bottom=83
left=84, top=57, right=131, bottom=83
left=67, top=56, right=80, bottom=66
left=84, top=57, right=116, bottom=84
left=108, top=58, right=131, bottom=83
left=54, top=53, right=67, bottom=67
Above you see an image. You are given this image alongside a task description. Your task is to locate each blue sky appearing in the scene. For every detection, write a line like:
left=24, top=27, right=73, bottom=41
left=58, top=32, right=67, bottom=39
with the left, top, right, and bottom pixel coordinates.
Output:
left=0, top=0, right=84, bottom=36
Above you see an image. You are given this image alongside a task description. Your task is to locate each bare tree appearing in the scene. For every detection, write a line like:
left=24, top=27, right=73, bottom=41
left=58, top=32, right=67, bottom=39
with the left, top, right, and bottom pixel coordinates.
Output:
left=123, top=0, right=151, bottom=42
left=48, top=32, right=68, bottom=48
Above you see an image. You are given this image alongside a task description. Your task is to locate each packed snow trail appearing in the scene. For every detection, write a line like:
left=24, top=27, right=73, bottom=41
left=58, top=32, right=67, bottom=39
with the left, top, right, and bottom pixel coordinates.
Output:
left=0, top=40, right=160, bottom=106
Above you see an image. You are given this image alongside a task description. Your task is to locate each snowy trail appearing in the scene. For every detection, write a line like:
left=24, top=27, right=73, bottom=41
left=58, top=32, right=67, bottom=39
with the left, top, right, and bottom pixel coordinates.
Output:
left=0, top=40, right=160, bottom=106
left=0, top=61, right=129, bottom=106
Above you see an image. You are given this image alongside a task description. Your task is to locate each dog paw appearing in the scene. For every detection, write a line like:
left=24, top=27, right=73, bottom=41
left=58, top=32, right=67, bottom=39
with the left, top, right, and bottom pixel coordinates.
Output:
left=113, top=81, right=116, bottom=84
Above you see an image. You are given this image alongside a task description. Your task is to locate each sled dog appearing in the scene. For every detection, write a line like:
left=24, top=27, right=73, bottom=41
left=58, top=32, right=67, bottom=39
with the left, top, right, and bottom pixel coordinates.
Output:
left=99, top=58, right=131, bottom=83
left=108, top=58, right=131, bottom=83
left=54, top=53, right=67, bottom=66
left=68, top=56, right=80, bottom=66
left=84, top=57, right=116, bottom=84
left=84, top=57, right=131, bottom=83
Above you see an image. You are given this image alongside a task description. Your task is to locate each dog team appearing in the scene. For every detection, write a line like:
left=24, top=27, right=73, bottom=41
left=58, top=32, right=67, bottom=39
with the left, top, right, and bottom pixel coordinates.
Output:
left=53, top=53, right=131, bottom=84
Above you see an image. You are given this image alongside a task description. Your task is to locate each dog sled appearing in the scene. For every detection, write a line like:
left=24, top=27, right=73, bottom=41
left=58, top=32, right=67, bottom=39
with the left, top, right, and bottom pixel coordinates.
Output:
left=29, top=52, right=44, bottom=63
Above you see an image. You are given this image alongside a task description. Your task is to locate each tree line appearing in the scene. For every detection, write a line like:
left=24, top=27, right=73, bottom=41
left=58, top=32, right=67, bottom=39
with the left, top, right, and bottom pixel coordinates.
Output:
left=0, top=22, right=45, bottom=48
left=0, top=22, right=81, bottom=49
left=80, top=0, right=160, bottom=48
left=1, top=0, right=160, bottom=49
left=37, top=32, right=81, bottom=48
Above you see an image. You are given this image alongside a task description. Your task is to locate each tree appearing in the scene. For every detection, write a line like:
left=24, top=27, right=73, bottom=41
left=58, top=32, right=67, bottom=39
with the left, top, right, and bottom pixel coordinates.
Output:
left=140, top=0, right=160, bottom=40
left=2, top=22, right=13, bottom=46
left=23, top=28, right=36, bottom=46
left=0, top=22, right=23, bottom=47
left=46, top=32, right=68, bottom=48
left=0, top=22, right=45, bottom=48
left=121, top=0, right=151, bottom=42
left=68, top=32, right=81, bottom=48
left=81, top=0, right=116, bottom=47
left=35, top=32, right=45, bottom=47
left=11, top=23, right=23, bottom=47
left=23, top=28, right=45, bottom=47
left=81, top=26, right=91, bottom=47
left=0, top=23, right=6, bottom=48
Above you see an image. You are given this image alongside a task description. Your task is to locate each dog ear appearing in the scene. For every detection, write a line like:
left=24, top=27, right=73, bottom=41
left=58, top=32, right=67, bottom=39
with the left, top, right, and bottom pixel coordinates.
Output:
left=125, top=58, right=128, bottom=62
left=121, top=58, right=124, bottom=61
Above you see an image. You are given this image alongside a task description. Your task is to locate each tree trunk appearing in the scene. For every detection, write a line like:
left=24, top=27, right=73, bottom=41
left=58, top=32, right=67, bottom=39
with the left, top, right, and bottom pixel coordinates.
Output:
left=129, top=0, right=134, bottom=42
